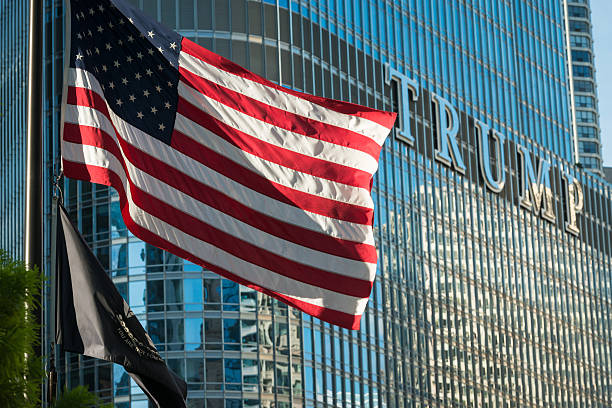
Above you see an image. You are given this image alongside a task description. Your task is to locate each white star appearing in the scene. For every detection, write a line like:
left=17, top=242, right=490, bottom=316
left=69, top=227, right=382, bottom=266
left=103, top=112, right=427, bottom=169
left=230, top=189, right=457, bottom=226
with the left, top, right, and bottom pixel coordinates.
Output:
left=80, top=12, right=85, bottom=19
left=97, top=25, right=104, bottom=33
left=127, top=35, right=134, bottom=43
left=76, top=53, right=83, bottom=60
left=98, top=4, right=105, bottom=12
left=136, top=52, right=144, bottom=59
left=116, top=99, right=123, bottom=106
left=148, top=48, right=155, bottom=55
left=143, top=90, right=150, bottom=97
left=157, top=46, right=164, bottom=53
left=76, top=13, right=81, bottom=21
left=164, top=102, right=171, bottom=109
left=148, top=30, right=155, bottom=38
left=76, top=33, right=83, bottom=40
left=87, top=29, right=93, bottom=37
left=157, top=64, right=163, bottom=71
left=119, top=18, right=125, bottom=24
left=155, top=85, right=162, bottom=92
left=151, top=107, right=158, bottom=114
left=145, top=69, right=153, bottom=76
left=95, top=47, right=100, bottom=55
left=167, top=81, right=173, bottom=87
left=102, top=65, right=108, bottom=72
left=118, top=39, right=124, bottom=46
left=86, top=49, right=92, bottom=56
left=105, top=43, right=112, bottom=50
left=126, top=56, right=133, bottom=63
left=108, top=21, right=114, bottom=29
left=135, top=72, right=142, bottom=80
left=158, top=123, right=166, bottom=130
left=136, top=112, right=144, bottom=119
left=122, top=77, right=128, bottom=85
left=169, top=42, right=177, bottom=50
left=89, top=8, right=94, bottom=15
left=114, top=60, right=121, bottom=68
left=109, top=82, right=115, bottom=89
left=129, top=94, right=136, bottom=102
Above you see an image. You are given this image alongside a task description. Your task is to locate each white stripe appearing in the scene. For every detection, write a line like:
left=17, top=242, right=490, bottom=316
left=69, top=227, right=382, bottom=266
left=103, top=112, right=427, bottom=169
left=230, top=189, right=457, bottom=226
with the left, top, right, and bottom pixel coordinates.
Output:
left=178, top=80, right=379, bottom=174
left=174, top=112, right=374, bottom=209
left=61, top=141, right=369, bottom=316
left=68, top=67, right=373, bottom=209
left=125, top=158, right=377, bottom=281
left=64, top=102, right=375, bottom=245
left=179, top=51, right=390, bottom=145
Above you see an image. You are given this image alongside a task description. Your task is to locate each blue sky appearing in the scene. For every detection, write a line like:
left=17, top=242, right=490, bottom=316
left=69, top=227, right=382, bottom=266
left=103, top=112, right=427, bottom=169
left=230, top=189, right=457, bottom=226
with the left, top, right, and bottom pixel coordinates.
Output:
left=591, top=0, right=612, bottom=166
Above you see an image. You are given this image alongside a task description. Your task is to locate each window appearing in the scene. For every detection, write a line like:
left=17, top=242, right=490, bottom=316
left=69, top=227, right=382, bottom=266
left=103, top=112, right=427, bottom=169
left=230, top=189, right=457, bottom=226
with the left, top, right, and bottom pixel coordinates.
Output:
left=573, top=65, right=592, bottom=78
left=581, top=156, right=601, bottom=169
left=570, top=20, right=590, bottom=33
left=574, top=79, right=594, bottom=92
left=576, top=110, right=596, bottom=123
left=568, top=5, right=588, bottom=18
left=579, top=141, right=599, bottom=154
left=575, top=95, right=595, bottom=108
left=572, top=50, right=591, bottom=63
left=578, top=125, right=597, bottom=138
left=570, top=35, right=590, bottom=48
left=225, top=358, right=242, bottom=390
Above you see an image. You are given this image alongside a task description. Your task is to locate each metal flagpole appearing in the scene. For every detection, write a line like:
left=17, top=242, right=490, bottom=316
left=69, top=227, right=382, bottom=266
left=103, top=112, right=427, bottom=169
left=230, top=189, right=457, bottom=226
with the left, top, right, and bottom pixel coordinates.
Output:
left=25, top=0, right=44, bottom=404
left=25, top=0, right=43, bottom=271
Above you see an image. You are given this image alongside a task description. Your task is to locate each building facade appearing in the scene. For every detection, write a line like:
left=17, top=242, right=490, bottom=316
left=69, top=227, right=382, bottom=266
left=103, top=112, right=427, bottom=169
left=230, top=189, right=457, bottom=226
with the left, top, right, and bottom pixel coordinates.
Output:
left=0, top=0, right=29, bottom=258
left=566, top=0, right=604, bottom=175
left=2, top=0, right=612, bottom=407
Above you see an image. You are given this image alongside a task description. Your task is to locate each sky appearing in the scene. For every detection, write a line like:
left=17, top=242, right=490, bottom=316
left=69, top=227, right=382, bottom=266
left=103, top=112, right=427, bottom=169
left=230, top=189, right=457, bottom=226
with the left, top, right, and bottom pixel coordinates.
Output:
left=591, top=0, right=612, bottom=167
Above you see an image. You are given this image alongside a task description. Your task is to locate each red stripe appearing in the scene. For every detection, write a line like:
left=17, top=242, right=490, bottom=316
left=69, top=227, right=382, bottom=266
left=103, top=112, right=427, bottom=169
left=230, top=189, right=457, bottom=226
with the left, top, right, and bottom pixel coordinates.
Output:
left=180, top=37, right=397, bottom=130
left=66, top=85, right=110, bottom=117
left=62, top=160, right=362, bottom=330
left=63, top=123, right=121, bottom=159
left=64, top=115, right=377, bottom=262
left=67, top=85, right=374, bottom=225
left=177, top=93, right=374, bottom=189
left=179, top=67, right=382, bottom=158
left=171, top=129, right=374, bottom=225
left=63, top=118, right=374, bottom=298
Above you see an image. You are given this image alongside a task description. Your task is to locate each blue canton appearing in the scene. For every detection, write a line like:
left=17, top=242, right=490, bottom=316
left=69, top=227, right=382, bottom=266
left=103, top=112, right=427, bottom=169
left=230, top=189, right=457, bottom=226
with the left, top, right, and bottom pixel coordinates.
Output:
left=70, top=0, right=182, bottom=145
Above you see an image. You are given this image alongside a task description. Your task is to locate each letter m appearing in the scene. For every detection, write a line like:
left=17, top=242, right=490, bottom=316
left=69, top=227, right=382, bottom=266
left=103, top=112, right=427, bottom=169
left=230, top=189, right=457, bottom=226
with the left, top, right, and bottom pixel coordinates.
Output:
left=517, top=145, right=556, bottom=222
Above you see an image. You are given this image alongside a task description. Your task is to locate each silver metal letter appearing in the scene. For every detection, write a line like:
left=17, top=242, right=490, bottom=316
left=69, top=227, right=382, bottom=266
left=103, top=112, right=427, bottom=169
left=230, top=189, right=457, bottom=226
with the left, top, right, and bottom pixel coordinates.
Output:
left=431, top=93, right=466, bottom=173
left=563, top=173, right=584, bottom=236
left=475, top=119, right=506, bottom=193
left=385, top=64, right=419, bottom=145
left=517, top=145, right=556, bottom=223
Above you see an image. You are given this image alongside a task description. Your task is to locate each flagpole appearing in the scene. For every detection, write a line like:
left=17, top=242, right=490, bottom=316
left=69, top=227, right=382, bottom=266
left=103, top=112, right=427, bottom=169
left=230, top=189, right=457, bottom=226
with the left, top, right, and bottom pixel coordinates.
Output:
left=25, top=0, right=44, bottom=404
left=25, top=0, right=43, bottom=272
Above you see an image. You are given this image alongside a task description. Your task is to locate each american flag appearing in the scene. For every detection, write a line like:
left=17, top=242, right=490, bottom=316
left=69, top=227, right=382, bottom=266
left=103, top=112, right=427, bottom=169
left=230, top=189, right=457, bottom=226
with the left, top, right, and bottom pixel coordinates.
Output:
left=62, top=0, right=396, bottom=329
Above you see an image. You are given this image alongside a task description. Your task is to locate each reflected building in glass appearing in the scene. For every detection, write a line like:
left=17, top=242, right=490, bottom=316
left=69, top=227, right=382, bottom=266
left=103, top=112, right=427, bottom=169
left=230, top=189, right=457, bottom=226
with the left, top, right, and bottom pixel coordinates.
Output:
left=3, top=0, right=612, bottom=407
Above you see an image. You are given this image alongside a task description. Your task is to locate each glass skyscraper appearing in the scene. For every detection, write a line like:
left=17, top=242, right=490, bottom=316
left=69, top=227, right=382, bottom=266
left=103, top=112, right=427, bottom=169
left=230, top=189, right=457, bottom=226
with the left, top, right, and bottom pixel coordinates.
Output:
left=566, top=0, right=603, bottom=175
left=0, top=0, right=28, bottom=258
left=2, top=0, right=612, bottom=407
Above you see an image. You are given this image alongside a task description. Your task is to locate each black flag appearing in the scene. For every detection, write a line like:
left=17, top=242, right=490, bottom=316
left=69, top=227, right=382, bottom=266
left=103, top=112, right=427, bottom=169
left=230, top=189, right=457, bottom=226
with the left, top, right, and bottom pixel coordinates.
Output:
left=55, top=203, right=187, bottom=407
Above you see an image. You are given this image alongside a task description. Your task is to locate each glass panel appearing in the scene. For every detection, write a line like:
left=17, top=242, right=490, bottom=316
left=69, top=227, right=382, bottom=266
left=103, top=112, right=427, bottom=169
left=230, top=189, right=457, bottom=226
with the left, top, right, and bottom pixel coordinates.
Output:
left=185, top=318, right=204, bottom=350
left=184, top=278, right=203, bottom=311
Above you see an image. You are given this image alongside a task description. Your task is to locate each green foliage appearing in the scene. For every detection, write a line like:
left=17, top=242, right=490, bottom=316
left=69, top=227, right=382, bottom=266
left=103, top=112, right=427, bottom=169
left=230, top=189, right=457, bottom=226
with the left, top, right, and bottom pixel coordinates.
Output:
left=0, top=250, right=44, bottom=408
left=52, top=386, right=112, bottom=408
